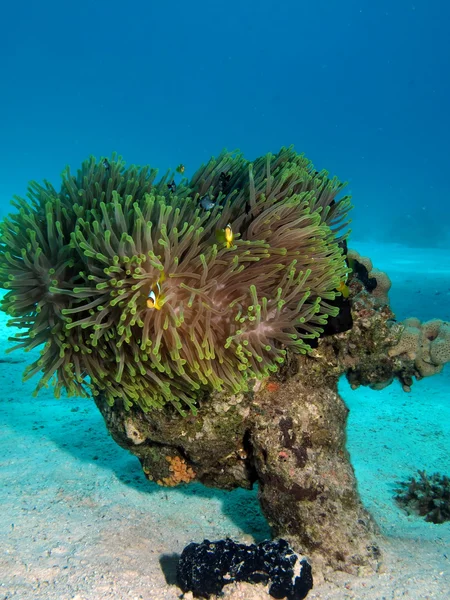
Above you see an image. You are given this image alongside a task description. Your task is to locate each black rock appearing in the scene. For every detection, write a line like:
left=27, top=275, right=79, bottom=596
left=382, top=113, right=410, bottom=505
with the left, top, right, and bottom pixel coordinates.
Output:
left=176, top=538, right=313, bottom=599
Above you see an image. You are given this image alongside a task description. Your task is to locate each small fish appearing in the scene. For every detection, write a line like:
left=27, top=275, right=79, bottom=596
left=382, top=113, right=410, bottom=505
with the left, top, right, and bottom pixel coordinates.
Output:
left=216, top=223, right=234, bottom=248
left=146, top=272, right=165, bottom=310
left=224, top=223, right=233, bottom=248
left=146, top=289, right=159, bottom=309
left=102, top=158, right=110, bottom=171
left=176, top=164, right=185, bottom=174
left=199, top=194, right=215, bottom=211
left=336, top=280, right=350, bottom=298
left=167, top=180, right=176, bottom=193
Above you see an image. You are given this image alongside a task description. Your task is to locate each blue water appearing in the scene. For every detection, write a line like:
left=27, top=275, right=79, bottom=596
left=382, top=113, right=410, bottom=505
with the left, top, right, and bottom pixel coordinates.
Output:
left=1, top=0, right=449, bottom=247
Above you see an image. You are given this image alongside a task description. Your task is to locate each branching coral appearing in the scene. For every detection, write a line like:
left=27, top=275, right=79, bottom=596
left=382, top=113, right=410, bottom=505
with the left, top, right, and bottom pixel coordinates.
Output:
left=0, top=148, right=350, bottom=414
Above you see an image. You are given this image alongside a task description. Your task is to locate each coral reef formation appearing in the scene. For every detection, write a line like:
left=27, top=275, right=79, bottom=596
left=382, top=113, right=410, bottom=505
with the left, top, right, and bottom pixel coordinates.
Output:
left=1, top=148, right=449, bottom=576
left=395, top=470, right=450, bottom=524
left=93, top=245, right=449, bottom=573
left=176, top=538, right=313, bottom=599
left=388, top=318, right=450, bottom=379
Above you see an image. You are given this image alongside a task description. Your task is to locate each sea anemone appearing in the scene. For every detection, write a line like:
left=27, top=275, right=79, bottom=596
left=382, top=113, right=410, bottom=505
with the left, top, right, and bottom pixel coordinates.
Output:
left=0, top=148, right=350, bottom=414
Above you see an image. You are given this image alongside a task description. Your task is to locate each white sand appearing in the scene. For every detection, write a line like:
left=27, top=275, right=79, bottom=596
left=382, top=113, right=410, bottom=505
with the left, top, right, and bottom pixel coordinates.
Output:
left=1, top=242, right=449, bottom=599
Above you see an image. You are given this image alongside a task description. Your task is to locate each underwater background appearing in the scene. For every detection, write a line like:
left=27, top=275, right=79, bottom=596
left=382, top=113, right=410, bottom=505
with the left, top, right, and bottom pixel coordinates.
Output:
left=1, top=0, right=449, bottom=252
left=1, top=1, right=449, bottom=599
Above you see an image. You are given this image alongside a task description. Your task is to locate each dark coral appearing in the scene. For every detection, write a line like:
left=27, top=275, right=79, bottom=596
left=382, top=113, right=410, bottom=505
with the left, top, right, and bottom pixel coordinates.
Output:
left=176, top=538, right=313, bottom=599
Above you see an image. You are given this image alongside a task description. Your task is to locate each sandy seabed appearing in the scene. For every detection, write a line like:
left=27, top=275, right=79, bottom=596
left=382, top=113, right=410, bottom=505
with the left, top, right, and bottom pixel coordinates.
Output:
left=1, top=243, right=449, bottom=600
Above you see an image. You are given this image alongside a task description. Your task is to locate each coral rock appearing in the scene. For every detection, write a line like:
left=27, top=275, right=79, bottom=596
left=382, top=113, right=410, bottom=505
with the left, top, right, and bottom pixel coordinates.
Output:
left=389, top=318, right=450, bottom=377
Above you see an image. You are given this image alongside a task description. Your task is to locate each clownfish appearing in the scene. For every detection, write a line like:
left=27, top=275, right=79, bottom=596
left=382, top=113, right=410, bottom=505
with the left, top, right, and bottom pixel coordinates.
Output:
left=336, top=280, right=350, bottom=299
left=224, top=223, right=233, bottom=248
left=216, top=223, right=234, bottom=248
left=146, top=272, right=166, bottom=310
